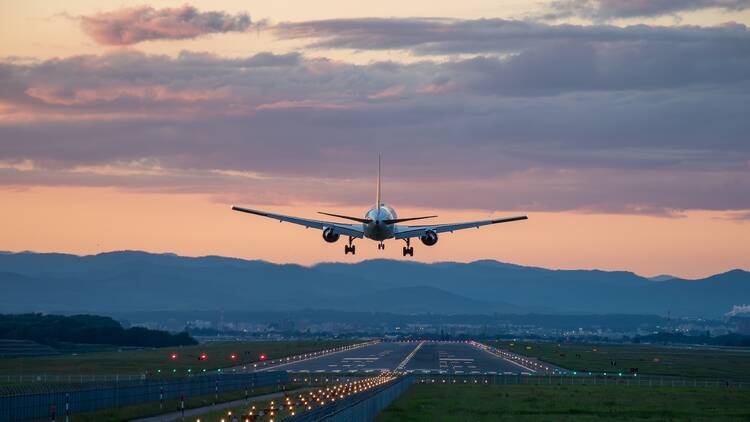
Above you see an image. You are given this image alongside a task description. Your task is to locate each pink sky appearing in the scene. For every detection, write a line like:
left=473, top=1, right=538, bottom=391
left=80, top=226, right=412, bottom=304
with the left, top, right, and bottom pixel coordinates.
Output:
left=0, top=1, right=748, bottom=278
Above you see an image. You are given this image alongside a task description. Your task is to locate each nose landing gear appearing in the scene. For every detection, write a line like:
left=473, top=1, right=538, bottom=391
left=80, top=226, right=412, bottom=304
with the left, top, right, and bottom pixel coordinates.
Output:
left=344, top=237, right=356, bottom=255
left=402, top=238, right=414, bottom=257
left=378, top=242, right=385, bottom=250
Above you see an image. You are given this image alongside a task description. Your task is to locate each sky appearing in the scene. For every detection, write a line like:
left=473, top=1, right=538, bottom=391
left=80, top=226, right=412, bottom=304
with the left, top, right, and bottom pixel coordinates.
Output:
left=1, top=0, right=749, bottom=278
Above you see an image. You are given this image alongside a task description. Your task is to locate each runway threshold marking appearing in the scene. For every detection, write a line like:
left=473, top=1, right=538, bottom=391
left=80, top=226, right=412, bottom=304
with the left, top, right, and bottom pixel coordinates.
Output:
left=255, top=341, right=377, bottom=372
left=396, top=341, right=425, bottom=371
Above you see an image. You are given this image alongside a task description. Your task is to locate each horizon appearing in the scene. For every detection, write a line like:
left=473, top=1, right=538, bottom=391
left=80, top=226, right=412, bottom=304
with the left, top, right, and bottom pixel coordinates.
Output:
left=2, top=248, right=747, bottom=281
left=1, top=1, right=749, bottom=279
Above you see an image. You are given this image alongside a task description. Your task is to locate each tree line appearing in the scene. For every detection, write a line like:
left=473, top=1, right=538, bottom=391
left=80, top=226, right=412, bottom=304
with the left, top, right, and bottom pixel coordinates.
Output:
left=0, top=313, right=197, bottom=348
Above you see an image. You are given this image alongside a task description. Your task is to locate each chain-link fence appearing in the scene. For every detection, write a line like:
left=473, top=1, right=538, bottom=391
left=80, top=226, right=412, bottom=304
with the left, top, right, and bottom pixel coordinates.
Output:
left=0, top=371, right=287, bottom=422
left=411, top=372, right=749, bottom=388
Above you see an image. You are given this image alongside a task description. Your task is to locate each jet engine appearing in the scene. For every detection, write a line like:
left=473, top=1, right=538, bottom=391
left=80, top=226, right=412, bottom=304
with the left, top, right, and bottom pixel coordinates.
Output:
left=420, top=230, right=438, bottom=246
left=322, top=227, right=340, bottom=243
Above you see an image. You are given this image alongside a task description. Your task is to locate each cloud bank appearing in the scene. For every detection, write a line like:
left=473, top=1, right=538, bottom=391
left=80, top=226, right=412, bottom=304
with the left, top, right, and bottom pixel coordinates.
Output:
left=1, top=16, right=748, bottom=215
left=542, top=0, right=750, bottom=20
left=79, top=5, right=252, bottom=45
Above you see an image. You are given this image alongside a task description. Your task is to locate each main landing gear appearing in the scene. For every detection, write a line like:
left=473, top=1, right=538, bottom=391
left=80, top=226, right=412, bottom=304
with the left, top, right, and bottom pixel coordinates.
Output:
left=344, top=237, right=356, bottom=255
left=378, top=242, right=385, bottom=250
left=402, top=238, right=414, bottom=257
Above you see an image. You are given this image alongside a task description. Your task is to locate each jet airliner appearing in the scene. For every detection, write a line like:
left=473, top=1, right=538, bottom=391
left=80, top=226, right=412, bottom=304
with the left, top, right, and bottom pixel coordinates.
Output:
left=232, top=156, right=527, bottom=256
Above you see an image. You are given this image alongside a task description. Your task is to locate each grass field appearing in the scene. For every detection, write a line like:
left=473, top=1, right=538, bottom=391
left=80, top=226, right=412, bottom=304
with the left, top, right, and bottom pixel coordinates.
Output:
left=488, top=340, right=750, bottom=379
left=0, top=340, right=357, bottom=377
left=377, top=384, right=750, bottom=421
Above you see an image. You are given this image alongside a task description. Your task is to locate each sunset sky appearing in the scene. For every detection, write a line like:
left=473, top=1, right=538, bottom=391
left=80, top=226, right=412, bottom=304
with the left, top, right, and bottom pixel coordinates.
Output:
left=1, top=0, right=749, bottom=278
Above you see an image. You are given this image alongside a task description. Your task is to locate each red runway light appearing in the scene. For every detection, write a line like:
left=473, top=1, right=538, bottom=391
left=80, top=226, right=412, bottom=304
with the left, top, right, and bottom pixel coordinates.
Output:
left=170, top=353, right=178, bottom=360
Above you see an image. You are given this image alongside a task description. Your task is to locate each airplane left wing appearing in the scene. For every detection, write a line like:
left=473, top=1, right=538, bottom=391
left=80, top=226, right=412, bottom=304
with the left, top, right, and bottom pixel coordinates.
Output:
left=394, top=215, right=527, bottom=239
left=231, top=206, right=365, bottom=238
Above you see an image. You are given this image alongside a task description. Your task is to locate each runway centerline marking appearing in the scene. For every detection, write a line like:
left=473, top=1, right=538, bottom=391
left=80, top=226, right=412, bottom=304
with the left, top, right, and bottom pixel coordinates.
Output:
left=396, top=341, right=425, bottom=371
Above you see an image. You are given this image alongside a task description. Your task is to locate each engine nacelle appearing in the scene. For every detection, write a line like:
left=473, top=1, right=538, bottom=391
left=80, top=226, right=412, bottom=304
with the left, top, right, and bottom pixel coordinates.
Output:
left=420, top=230, right=438, bottom=246
left=322, top=227, right=340, bottom=243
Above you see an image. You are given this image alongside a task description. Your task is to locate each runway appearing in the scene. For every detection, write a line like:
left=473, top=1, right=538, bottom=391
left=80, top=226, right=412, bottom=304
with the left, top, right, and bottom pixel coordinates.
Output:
left=279, top=341, right=540, bottom=375
left=405, top=341, right=534, bottom=374
left=276, top=341, right=419, bottom=374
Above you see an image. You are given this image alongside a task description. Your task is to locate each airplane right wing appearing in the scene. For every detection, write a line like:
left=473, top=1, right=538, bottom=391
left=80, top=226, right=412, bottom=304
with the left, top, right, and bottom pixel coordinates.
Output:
left=394, top=215, right=527, bottom=239
left=231, top=206, right=365, bottom=238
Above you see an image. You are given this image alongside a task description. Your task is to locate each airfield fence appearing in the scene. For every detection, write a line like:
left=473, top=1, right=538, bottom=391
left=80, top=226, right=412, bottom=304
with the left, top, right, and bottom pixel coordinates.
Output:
left=286, top=375, right=413, bottom=422
left=0, top=371, right=287, bottom=422
left=411, top=372, right=750, bottom=388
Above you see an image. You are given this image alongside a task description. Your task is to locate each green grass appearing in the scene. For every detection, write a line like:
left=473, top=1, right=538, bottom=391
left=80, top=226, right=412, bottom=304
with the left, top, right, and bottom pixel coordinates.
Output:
left=377, top=384, right=750, bottom=421
left=488, top=341, right=750, bottom=379
left=0, top=340, right=357, bottom=377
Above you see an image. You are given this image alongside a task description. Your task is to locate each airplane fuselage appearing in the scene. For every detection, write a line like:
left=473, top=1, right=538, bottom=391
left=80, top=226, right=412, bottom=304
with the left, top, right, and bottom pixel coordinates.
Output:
left=363, top=205, right=397, bottom=241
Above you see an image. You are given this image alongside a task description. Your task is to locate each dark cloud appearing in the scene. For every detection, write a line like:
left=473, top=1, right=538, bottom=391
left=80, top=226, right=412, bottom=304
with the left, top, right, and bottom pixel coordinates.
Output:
left=543, top=0, right=750, bottom=21
left=0, top=45, right=748, bottom=214
left=78, top=4, right=252, bottom=45
left=273, top=17, right=750, bottom=55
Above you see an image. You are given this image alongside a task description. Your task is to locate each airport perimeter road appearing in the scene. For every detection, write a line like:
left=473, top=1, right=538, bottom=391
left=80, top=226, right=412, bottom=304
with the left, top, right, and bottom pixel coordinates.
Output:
left=405, top=341, right=536, bottom=374
left=279, top=341, right=421, bottom=373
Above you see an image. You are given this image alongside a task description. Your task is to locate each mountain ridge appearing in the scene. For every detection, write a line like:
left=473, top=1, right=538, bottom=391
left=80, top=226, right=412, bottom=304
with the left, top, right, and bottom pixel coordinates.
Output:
left=0, top=251, right=747, bottom=317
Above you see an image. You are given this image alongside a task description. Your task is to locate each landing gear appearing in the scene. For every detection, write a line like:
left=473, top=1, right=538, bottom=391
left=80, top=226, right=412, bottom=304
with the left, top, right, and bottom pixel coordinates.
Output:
left=378, top=242, right=385, bottom=250
left=402, top=238, right=414, bottom=257
left=344, top=237, right=356, bottom=255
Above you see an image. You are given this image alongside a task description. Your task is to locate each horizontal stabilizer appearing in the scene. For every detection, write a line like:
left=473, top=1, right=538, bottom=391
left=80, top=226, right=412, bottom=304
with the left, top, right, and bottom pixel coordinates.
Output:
left=382, top=215, right=437, bottom=224
left=318, top=212, right=372, bottom=223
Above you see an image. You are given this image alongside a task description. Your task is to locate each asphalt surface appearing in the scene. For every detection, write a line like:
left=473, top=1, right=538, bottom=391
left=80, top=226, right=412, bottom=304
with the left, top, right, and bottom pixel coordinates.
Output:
left=277, top=341, right=419, bottom=373
left=275, top=341, right=535, bottom=375
left=405, top=341, right=533, bottom=374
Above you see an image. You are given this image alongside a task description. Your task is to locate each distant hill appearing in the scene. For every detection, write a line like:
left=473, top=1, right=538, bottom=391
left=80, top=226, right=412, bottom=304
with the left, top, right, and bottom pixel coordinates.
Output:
left=0, top=251, right=747, bottom=317
left=648, top=274, right=677, bottom=282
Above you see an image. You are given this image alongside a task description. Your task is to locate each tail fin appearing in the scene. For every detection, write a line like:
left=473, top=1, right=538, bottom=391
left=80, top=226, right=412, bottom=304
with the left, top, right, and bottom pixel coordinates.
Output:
left=376, top=153, right=382, bottom=209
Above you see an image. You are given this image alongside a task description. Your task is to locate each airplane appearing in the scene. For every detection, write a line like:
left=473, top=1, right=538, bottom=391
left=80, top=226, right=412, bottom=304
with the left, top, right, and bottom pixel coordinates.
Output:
left=231, top=155, right=527, bottom=256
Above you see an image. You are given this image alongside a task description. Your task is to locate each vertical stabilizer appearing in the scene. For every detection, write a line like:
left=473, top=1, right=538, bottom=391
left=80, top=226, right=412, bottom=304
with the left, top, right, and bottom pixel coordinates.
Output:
left=376, top=153, right=382, bottom=209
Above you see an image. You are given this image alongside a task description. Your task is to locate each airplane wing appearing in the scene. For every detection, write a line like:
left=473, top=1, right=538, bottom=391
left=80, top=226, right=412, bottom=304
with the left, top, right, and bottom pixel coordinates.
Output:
left=394, top=216, right=527, bottom=239
left=232, top=206, right=365, bottom=238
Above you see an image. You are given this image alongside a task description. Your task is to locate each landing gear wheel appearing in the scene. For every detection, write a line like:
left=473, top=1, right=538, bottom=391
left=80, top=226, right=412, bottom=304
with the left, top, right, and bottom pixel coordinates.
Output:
left=378, top=243, right=385, bottom=250
left=345, top=237, right=356, bottom=255
left=402, top=238, right=414, bottom=257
